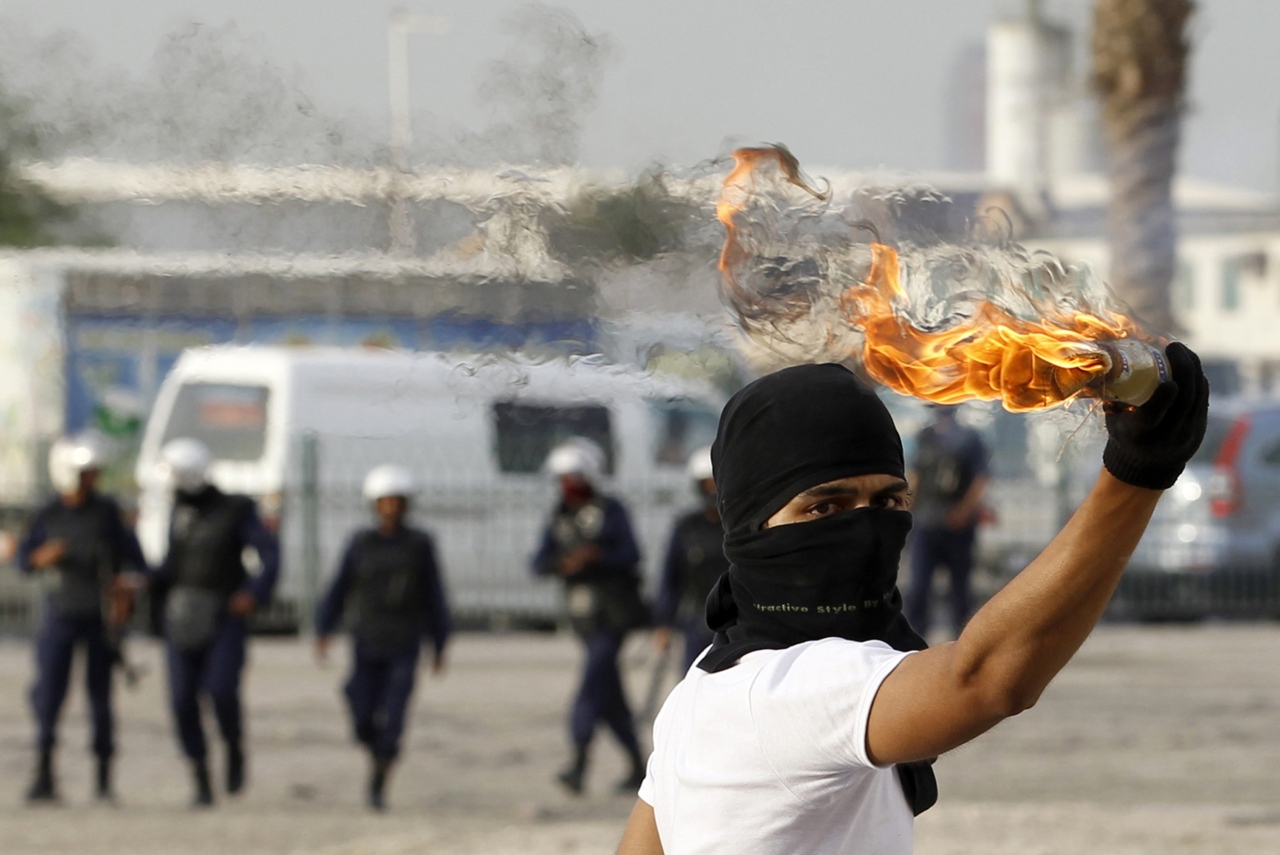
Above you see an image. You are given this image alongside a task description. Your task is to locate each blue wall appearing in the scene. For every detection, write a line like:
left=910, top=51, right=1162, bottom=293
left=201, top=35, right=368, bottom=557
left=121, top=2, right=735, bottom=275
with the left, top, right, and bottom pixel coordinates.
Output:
left=64, top=313, right=599, bottom=436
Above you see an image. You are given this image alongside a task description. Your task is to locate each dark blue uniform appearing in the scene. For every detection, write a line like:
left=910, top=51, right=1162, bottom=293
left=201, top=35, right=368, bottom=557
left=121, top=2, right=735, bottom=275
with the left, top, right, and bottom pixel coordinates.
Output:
left=533, top=494, right=645, bottom=786
left=18, top=494, right=148, bottom=766
left=316, top=526, right=452, bottom=762
left=906, top=417, right=990, bottom=636
left=655, top=510, right=728, bottom=672
left=154, top=486, right=279, bottom=768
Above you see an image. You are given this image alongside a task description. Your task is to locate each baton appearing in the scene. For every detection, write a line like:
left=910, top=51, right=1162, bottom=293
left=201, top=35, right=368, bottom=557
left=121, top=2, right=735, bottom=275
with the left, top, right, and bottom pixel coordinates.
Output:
left=107, top=630, right=147, bottom=689
left=639, top=643, right=673, bottom=723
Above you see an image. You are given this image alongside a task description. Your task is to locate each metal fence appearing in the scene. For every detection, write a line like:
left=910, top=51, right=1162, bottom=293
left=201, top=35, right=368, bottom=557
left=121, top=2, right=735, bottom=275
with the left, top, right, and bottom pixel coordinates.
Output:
left=2, top=429, right=1279, bottom=636
left=275, top=432, right=699, bottom=632
left=1110, top=569, right=1280, bottom=620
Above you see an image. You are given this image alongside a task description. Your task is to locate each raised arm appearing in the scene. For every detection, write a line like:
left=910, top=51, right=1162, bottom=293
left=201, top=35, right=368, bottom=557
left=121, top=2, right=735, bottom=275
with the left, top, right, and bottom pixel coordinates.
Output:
left=867, top=343, right=1209, bottom=766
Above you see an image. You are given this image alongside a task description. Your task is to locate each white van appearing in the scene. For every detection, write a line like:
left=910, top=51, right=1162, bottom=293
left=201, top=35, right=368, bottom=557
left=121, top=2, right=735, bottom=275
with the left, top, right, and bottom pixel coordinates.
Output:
left=134, top=346, right=725, bottom=628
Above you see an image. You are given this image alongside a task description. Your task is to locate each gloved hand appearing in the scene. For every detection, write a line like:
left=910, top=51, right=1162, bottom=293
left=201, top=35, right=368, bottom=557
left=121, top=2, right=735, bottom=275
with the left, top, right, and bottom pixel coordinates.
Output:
left=1102, top=341, right=1210, bottom=490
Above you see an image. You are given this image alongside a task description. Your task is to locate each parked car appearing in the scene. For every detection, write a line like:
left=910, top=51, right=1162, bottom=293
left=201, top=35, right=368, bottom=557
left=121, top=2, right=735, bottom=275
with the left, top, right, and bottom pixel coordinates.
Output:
left=1114, top=397, right=1280, bottom=619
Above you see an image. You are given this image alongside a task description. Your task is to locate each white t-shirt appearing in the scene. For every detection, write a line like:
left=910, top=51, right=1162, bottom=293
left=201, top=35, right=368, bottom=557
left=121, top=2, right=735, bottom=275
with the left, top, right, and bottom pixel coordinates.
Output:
left=638, top=638, right=914, bottom=855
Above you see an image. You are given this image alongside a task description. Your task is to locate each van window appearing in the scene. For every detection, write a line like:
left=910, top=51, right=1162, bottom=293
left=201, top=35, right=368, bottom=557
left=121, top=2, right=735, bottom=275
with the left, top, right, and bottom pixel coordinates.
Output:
left=492, top=402, right=614, bottom=474
left=161, top=383, right=271, bottom=461
left=650, top=399, right=719, bottom=466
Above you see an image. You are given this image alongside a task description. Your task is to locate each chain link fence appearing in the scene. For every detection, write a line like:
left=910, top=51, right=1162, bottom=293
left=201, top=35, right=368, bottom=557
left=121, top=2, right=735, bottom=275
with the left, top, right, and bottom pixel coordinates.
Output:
left=2, top=428, right=1278, bottom=636
left=276, top=433, right=697, bottom=632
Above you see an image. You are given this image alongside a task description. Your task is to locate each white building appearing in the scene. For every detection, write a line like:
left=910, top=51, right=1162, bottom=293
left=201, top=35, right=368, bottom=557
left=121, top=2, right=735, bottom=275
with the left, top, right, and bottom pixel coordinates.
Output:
left=19, top=1, right=1280, bottom=398
left=978, top=0, right=1280, bottom=395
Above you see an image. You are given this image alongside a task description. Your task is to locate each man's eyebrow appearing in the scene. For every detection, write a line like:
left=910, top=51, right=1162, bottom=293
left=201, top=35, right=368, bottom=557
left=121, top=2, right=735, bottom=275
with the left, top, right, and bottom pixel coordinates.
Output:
left=796, top=484, right=852, bottom=500
left=797, top=479, right=910, bottom=500
left=873, top=479, right=911, bottom=497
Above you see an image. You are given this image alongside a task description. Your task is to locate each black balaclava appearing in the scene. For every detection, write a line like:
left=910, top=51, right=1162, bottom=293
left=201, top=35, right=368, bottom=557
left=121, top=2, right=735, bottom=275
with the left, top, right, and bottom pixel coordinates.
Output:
left=697, top=362, right=937, bottom=815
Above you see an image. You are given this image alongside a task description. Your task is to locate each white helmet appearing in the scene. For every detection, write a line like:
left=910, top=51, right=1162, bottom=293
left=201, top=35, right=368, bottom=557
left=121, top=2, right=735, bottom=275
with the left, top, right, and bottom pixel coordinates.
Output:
left=363, top=464, right=417, bottom=501
left=686, top=445, right=714, bottom=482
left=158, top=438, right=213, bottom=493
left=545, top=437, right=607, bottom=482
left=48, top=432, right=112, bottom=494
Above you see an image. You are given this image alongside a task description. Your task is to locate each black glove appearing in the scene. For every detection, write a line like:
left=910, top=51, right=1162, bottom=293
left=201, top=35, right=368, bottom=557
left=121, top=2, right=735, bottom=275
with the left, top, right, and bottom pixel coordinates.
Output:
left=1102, top=342, right=1210, bottom=490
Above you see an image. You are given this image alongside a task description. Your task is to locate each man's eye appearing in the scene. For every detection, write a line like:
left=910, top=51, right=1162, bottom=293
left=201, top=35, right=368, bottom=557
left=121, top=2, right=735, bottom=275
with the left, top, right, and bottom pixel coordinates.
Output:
left=876, top=494, right=909, bottom=509
left=807, top=501, right=838, bottom=517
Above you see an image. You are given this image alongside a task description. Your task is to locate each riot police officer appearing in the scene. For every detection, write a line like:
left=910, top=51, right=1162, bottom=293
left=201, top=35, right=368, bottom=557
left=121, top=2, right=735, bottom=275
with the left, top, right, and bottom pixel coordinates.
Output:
left=18, top=432, right=148, bottom=803
left=152, top=438, right=280, bottom=807
left=531, top=438, right=647, bottom=796
left=653, top=447, right=728, bottom=673
left=906, top=405, right=991, bottom=638
left=314, top=464, right=452, bottom=811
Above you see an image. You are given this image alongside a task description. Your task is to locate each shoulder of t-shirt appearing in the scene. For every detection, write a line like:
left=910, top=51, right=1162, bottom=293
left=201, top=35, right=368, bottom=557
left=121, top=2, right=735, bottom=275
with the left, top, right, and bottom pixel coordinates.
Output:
left=741, top=639, right=914, bottom=771
left=746, top=637, right=910, bottom=680
left=778, top=636, right=901, bottom=657
left=699, top=640, right=910, bottom=689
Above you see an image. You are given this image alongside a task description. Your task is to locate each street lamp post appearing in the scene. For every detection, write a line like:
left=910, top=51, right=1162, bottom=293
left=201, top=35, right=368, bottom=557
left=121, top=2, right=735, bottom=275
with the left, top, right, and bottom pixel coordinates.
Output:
left=388, top=8, right=450, bottom=256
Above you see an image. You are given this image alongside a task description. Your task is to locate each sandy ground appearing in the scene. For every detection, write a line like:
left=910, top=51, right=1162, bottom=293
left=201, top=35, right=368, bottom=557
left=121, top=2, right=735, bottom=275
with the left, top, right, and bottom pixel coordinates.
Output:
left=0, top=624, right=1278, bottom=854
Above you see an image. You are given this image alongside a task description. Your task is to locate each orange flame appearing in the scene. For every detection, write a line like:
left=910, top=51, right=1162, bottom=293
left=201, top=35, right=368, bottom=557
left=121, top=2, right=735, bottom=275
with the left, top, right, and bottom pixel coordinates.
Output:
left=717, top=146, right=1148, bottom=412
left=717, top=145, right=828, bottom=318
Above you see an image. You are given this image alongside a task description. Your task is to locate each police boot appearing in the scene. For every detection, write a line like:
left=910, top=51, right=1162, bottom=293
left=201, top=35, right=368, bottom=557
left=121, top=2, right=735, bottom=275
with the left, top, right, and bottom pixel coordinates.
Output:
left=95, top=755, right=114, bottom=802
left=25, top=748, right=57, bottom=804
left=367, top=758, right=392, bottom=812
left=225, top=742, right=245, bottom=795
left=555, top=745, right=589, bottom=796
left=192, top=759, right=214, bottom=808
left=616, top=746, right=647, bottom=794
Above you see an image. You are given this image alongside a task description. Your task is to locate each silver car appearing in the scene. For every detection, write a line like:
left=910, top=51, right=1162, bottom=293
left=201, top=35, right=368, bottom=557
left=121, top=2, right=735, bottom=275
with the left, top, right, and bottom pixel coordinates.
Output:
left=1115, top=398, right=1280, bottom=619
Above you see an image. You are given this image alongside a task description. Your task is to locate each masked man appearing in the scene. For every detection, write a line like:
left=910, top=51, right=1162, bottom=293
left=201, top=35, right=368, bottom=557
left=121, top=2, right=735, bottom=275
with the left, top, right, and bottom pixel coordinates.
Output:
left=653, top=447, right=728, bottom=673
left=315, top=464, right=452, bottom=811
left=532, top=438, right=647, bottom=796
left=618, top=349, right=1207, bottom=854
left=153, top=437, right=280, bottom=807
left=19, top=433, right=148, bottom=803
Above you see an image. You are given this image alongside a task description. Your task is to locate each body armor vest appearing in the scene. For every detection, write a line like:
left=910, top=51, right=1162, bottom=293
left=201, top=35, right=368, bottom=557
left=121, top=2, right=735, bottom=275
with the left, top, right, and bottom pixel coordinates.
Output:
left=549, top=497, right=645, bottom=636
left=168, top=489, right=251, bottom=595
left=41, top=495, right=121, bottom=618
left=673, top=511, right=729, bottom=620
left=350, top=529, right=431, bottom=651
left=911, top=423, right=982, bottom=529
left=550, top=499, right=608, bottom=558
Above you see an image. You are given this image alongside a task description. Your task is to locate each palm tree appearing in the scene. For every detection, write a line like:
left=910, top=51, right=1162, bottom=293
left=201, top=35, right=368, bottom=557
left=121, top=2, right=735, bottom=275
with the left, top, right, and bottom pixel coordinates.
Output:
left=0, top=86, right=66, bottom=246
left=1091, top=0, right=1194, bottom=337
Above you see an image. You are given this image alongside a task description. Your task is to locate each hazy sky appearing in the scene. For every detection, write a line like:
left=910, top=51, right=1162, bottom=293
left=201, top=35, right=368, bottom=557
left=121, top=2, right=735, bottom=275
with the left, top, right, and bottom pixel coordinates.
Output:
left=8, top=0, right=1279, bottom=190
